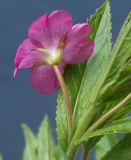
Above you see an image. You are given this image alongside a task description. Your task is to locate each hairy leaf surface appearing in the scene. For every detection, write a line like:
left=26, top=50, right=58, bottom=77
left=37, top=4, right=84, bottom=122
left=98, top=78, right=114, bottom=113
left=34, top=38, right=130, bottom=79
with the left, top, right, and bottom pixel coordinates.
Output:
left=56, top=0, right=111, bottom=151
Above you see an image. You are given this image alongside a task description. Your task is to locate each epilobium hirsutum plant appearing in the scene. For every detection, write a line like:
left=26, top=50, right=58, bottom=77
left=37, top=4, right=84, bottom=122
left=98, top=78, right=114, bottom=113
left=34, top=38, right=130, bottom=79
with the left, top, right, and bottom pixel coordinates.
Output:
left=13, top=0, right=131, bottom=160
left=14, top=10, right=94, bottom=131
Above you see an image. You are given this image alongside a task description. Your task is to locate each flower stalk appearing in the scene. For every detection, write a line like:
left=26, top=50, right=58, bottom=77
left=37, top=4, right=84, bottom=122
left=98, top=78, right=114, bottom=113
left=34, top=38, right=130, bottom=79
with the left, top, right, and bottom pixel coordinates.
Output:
left=53, top=65, right=73, bottom=129
left=85, top=93, right=131, bottom=135
left=67, top=93, right=131, bottom=160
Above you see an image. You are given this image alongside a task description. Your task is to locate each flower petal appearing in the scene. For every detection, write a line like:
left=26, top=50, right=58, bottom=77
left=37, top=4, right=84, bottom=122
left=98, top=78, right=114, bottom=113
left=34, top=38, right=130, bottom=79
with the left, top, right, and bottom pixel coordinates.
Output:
left=48, top=10, right=73, bottom=48
left=63, top=40, right=94, bottom=64
left=30, top=65, right=64, bottom=94
left=28, top=10, right=73, bottom=50
left=67, top=23, right=91, bottom=44
left=62, top=23, right=94, bottom=64
left=64, top=23, right=91, bottom=52
left=28, top=14, right=51, bottom=48
left=14, top=39, right=43, bottom=70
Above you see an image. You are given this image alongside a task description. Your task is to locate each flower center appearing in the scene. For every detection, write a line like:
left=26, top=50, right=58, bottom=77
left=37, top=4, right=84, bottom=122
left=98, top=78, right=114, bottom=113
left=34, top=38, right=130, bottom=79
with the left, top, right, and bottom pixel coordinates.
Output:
left=36, top=34, right=67, bottom=65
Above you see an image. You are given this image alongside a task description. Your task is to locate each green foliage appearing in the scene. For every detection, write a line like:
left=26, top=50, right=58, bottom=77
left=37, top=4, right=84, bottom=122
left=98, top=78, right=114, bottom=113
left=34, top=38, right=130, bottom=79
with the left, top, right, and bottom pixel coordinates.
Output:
left=77, top=5, right=131, bottom=153
left=94, top=12, right=131, bottom=121
left=73, top=0, right=111, bottom=129
left=56, top=0, right=111, bottom=151
left=56, top=91, right=68, bottom=151
left=22, top=116, right=64, bottom=160
left=95, top=135, right=118, bottom=160
left=19, top=0, right=131, bottom=159
left=37, top=116, right=55, bottom=160
left=82, top=12, right=131, bottom=150
left=0, top=1, right=130, bottom=160
left=22, top=124, right=37, bottom=160
left=88, top=0, right=109, bottom=39
left=100, top=11, right=131, bottom=102
left=78, top=117, right=131, bottom=143
left=25, top=1, right=130, bottom=159
left=0, top=154, right=3, bottom=160
left=102, top=134, right=131, bottom=160
left=89, top=12, right=131, bottom=129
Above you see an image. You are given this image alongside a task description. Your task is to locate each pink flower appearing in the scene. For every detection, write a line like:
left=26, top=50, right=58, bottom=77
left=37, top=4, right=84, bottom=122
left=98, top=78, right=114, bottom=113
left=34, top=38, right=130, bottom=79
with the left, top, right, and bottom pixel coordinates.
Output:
left=14, top=10, right=94, bottom=94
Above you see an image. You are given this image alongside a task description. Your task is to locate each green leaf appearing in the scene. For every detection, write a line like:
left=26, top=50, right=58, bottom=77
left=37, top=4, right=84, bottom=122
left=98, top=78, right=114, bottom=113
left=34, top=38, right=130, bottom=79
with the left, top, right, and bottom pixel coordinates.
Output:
left=56, top=0, right=111, bottom=151
left=22, top=116, right=65, bottom=160
left=77, top=117, right=131, bottom=143
left=0, top=154, right=3, bottom=160
left=37, top=116, right=56, bottom=160
left=95, top=135, right=118, bottom=160
left=54, top=146, right=65, bottom=160
left=56, top=92, right=68, bottom=151
left=88, top=0, right=109, bottom=39
left=107, top=12, right=131, bottom=81
left=100, top=12, right=131, bottom=100
left=22, top=124, right=37, bottom=160
left=86, top=12, right=131, bottom=140
left=73, top=0, right=111, bottom=130
left=93, top=12, right=131, bottom=132
left=102, top=134, right=131, bottom=160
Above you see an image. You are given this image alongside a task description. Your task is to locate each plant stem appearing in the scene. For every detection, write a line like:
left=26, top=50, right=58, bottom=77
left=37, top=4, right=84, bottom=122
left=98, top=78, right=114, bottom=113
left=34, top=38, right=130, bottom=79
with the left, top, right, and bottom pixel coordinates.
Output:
left=67, top=106, right=96, bottom=160
left=82, top=149, right=89, bottom=160
left=53, top=65, right=72, bottom=129
left=85, top=93, right=131, bottom=135
left=67, top=146, right=77, bottom=160
left=67, top=93, right=131, bottom=159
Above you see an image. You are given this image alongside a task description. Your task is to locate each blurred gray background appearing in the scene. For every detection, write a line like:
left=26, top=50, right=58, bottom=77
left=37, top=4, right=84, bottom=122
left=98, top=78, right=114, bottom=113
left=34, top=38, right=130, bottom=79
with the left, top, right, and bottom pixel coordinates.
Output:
left=0, top=0, right=130, bottom=159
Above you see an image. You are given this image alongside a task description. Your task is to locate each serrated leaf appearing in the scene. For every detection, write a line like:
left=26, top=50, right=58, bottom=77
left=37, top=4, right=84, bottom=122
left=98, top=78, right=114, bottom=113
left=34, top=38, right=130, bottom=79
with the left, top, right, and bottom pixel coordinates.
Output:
left=88, top=0, right=109, bottom=40
left=56, top=93, right=68, bottom=151
left=56, top=0, right=111, bottom=151
left=73, top=0, right=111, bottom=127
left=107, top=12, right=131, bottom=80
left=77, top=117, right=131, bottom=143
left=37, top=116, right=55, bottom=160
left=22, top=124, right=37, bottom=160
left=102, top=134, right=131, bottom=160
left=95, top=134, right=118, bottom=160
left=100, top=12, right=131, bottom=100
left=86, top=12, right=131, bottom=139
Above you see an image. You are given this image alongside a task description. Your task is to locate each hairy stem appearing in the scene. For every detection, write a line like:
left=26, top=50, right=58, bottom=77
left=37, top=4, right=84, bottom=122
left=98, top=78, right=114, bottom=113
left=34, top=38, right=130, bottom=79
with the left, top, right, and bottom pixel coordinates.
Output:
left=53, top=65, right=72, bottom=129
left=85, top=93, right=131, bottom=135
